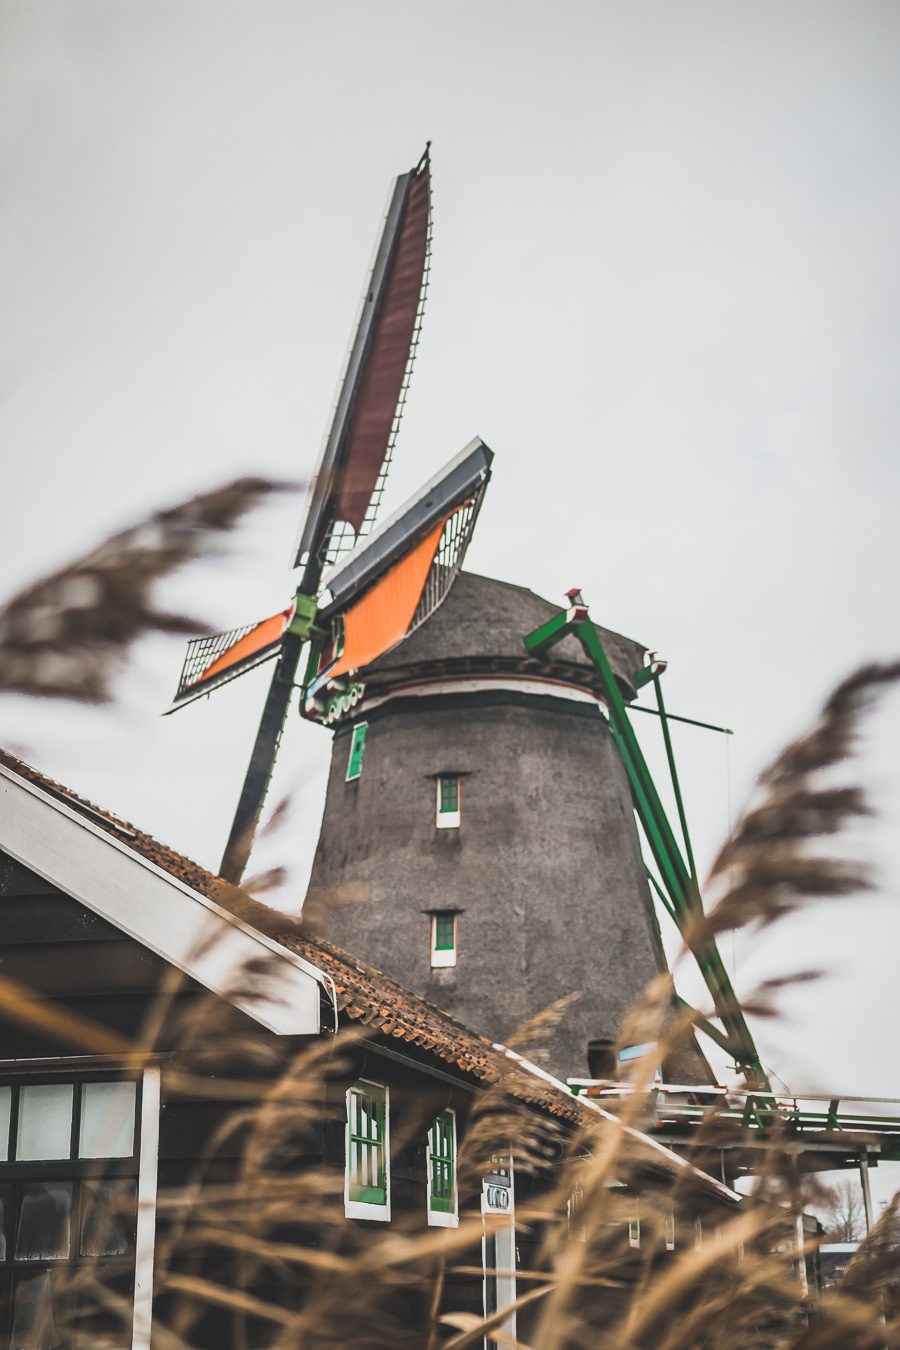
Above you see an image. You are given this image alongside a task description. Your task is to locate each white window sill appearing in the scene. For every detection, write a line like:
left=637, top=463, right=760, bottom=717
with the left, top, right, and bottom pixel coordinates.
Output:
left=436, top=812, right=460, bottom=829
left=430, top=949, right=457, bottom=968
left=345, top=1197, right=391, bottom=1221
left=428, top=1208, right=459, bottom=1228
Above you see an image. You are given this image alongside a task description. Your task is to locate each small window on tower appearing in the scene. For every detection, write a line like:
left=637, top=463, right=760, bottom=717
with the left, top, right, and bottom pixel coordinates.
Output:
left=430, top=912, right=458, bottom=968
left=346, top=723, right=368, bottom=782
left=436, top=774, right=460, bottom=828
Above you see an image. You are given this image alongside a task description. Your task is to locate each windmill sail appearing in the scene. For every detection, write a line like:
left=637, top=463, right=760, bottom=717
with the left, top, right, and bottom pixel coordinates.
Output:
left=214, top=146, right=434, bottom=884
left=294, top=146, right=431, bottom=581
left=169, top=607, right=293, bottom=710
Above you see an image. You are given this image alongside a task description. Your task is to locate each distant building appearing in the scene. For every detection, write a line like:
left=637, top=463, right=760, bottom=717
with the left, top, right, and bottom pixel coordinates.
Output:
left=818, top=1242, right=859, bottom=1288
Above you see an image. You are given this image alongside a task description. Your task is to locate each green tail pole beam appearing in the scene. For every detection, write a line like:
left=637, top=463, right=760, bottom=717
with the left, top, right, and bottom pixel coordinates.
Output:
left=524, top=607, right=767, bottom=1088
left=646, top=868, right=677, bottom=922
left=652, top=674, right=697, bottom=882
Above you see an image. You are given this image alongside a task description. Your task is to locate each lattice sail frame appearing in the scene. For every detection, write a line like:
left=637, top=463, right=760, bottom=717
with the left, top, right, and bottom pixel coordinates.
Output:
left=407, top=489, right=484, bottom=636
left=172, top=614, right=288, bottom=708
left=315, top=481, right=488, bottom=695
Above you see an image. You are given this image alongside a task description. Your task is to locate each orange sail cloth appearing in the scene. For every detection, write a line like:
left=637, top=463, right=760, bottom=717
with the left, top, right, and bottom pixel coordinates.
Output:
left=326, top=517, right=446, bottom=680
left=193, top=608, right=292, bottom=688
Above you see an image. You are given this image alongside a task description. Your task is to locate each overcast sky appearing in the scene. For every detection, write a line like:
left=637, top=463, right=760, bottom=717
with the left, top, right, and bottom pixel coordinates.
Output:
left=2, top=1, right=899, bottom=1202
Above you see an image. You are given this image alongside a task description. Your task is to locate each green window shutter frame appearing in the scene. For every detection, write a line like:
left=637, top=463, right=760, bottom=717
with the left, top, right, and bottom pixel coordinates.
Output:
left=346, top=722, right=368, bottom=781
left=347, top=1083, right=387, bottom=1205
left=433, top=912, right=456, bottom=951
left=438, top=775, right=459, bottom=813
left=428, top=1110, right=455, bottom=1213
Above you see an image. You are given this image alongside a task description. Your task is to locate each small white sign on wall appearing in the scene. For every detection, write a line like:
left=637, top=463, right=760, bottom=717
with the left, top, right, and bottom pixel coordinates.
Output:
left=483, top=1180, right=511, bottom=1213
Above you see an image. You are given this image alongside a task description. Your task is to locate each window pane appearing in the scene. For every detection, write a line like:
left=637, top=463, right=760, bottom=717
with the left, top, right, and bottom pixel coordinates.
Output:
left=16, top=1183, right=73, bottom=1262
left=0, top=1085, right=10, bottom=1161
left=11, top=1269, right=62, bottom=1349
left=434, top=913, right=455, bottom=950
left=439, top=777, right=458, bottom=812
left=429, top=1112, right=454, bottom=1209
left=17, top=1085, right=73, bottom=1161
left=70, top=1267, right=134, bottom=1348
left=79, top=1081, right=136, bottom=1159
left=80, top=1180, right=137, bottom=1258
left=347, top=1084, right=386, bottom=1203
left=0, top=1183, right=11, bottom=1262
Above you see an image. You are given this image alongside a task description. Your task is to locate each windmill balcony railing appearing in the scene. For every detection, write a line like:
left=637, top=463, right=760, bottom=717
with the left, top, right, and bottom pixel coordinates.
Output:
left=567, top=1081, right=900, bottom=1151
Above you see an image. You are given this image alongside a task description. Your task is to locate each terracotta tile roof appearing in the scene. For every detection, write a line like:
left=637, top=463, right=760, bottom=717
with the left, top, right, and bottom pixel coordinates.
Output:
left=283, top=933, right=588, bottom=1122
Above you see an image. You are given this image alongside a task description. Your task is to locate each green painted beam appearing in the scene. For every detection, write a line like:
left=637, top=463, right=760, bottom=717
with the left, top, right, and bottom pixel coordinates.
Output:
left=627, top=704, right=734, bottom=736
left=287, top=589, right=319, bottom=640
left=524, top=609, right=767, bottom=1088
left=675, top=998, right=738, bottom=1057
left=522, top=608, right=575, bottom=657
left=653, top=674, right=697, bottom=881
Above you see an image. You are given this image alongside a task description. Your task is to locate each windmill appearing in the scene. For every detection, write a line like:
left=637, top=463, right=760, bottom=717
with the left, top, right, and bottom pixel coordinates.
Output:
left=169, top=145, right=767, bottom=1089
left=166, top=146, right=492, bottom=884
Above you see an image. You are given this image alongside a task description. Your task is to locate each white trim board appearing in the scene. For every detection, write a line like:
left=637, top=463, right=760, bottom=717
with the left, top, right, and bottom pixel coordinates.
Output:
left=132, top=1065, right=161, bottom=1350
left=361, top=675, right=609, bottom=715
left=0, top=764, right=325, bottom=1037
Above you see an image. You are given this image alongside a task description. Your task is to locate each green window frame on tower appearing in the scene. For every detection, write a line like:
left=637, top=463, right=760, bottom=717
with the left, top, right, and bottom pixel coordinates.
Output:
left=427, top=1109, right=457, bottom=1225
left=436, top=774, right=460, bottom=828
left=434, top=913, right=455, bottom=950
left=346, top=723, right=368, bottom=781
left=430, top=911, right=458, bottom=968
left=345, top=1081, right=389, bottom=1219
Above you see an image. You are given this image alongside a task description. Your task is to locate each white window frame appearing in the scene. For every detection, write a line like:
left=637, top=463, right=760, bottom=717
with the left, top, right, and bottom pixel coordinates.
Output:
left=426, top=1107, right=458, bottom=1228
left=665, top=1209, right=675, bottom=1251
left=0, top=1061, right=160, bottom=1350
left=133, top=1065, right=161, bottom=1350
left=435, top=775, right=461, bottom=829
left=344, top=1079, right=391, bottom=1222
left=482, top=1159, right=516, bottom=1348
left=628, top=1214, right=641, bottom=1249
left=430, top=912, right=458, bottom=969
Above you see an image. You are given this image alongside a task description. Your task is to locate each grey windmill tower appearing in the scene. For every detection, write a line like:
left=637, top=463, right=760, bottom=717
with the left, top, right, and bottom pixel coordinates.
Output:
left=306, top=568, right=685, bottom=1080
left=169, top=148, right=765, bottom=1090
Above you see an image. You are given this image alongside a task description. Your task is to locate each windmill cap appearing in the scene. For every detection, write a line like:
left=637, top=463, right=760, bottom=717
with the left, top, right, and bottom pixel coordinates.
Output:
left=362, top=570, right=647, bottom=702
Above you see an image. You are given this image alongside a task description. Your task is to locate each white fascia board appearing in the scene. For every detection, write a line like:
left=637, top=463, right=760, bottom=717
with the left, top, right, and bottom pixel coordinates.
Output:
left=0, top=765, right=324, bottom=1037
